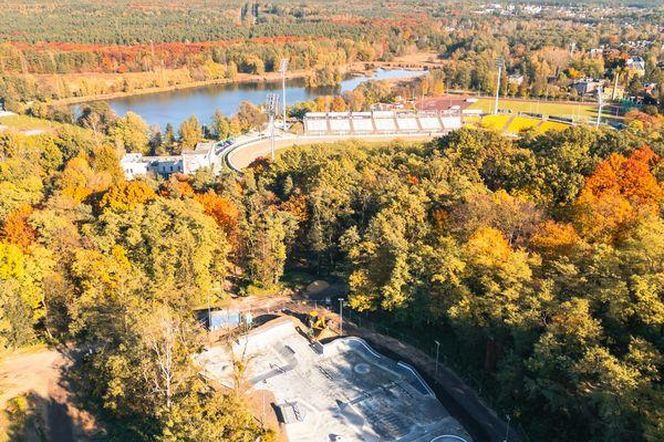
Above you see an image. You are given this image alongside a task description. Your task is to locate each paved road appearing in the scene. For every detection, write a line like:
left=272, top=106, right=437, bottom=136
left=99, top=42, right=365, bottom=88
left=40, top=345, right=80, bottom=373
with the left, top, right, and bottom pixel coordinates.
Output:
left=226, top=133, right=439, bottom=171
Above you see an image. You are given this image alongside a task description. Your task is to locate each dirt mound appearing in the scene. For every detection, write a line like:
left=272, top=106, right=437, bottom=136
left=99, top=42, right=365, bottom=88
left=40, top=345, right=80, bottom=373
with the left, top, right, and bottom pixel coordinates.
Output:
left=305, top=280, right=330, bottom=296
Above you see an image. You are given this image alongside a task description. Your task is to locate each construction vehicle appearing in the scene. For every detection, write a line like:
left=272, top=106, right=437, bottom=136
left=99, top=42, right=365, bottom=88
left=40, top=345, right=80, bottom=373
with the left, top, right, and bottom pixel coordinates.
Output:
left=307, top=310, right=331, bottom=337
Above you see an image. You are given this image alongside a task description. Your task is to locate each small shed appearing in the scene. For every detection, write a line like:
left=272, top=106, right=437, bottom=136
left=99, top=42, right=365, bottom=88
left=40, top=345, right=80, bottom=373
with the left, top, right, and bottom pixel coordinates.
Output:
left=197, top=309, right=242, bottom=331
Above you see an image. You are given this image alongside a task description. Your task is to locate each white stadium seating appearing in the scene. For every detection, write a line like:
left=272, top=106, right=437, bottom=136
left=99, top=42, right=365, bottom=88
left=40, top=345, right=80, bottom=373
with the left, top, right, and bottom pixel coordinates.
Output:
left=373, top=117, right=397, bottom=132
left=418, top=117, right=443, bottom=131
left=304, top=119, right=328, bottom=134
left=329, top=118, right=352, bottom=132
left=351, top=118, right=374, bottom=133
left=440, top=117, right=462, bottom=130
left=395, top=117, right=419, bottom=131
left=303, top=111, right=460, bottom=136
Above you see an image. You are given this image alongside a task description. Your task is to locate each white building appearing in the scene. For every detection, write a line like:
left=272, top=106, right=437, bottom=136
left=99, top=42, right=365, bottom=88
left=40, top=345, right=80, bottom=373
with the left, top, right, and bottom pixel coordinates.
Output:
left=120, top=141, right=220, bottom=180
left=626, top=57, right=646, bottom=76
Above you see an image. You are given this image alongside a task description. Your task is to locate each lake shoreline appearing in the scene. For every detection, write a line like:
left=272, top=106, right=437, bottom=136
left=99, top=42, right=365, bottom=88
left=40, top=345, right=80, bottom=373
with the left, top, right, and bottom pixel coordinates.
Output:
left=50, top=61, right=430, bottom=107
left=49, top=69, right=313, bottom=106
left=66, top=67, right=428, bottom=129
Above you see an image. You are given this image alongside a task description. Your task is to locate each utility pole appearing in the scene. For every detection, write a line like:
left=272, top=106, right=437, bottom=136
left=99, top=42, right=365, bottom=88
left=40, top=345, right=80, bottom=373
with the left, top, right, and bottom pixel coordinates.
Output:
left=434, top=340, right=440, bottom=376
left=265, top=93, right=279, bottom=161
left=494, top=57, right=505, bottom=115
left=596, top=86, right=604, bottom=128
left=338, top=298, right=345, bottom=335
left=279, top=58, right=288, bottom=130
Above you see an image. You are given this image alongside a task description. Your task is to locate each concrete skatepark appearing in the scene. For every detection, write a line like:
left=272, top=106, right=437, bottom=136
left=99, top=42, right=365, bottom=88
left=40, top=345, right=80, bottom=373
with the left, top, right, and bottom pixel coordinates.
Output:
left=196, top=318, right=472, bottom=442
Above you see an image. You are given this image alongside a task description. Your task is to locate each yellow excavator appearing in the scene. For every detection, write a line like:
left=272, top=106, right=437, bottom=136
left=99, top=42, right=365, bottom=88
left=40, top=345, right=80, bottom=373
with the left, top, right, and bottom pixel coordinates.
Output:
left=307, top=310, right=331, bottom=337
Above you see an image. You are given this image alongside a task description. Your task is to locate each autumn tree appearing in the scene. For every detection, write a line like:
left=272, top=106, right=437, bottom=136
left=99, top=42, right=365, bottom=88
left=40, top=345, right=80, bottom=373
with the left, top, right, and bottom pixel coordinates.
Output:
left=99, top=180, right=157, bottom=212
left=1, top=205, right=37, bottom=251
left=179, top=115, right=203, bottom=150
left=195, top=191, right=240, bottom=246
left=108, top=111, right=149, bottom=154
left=573, top=147, right=663, bottom=241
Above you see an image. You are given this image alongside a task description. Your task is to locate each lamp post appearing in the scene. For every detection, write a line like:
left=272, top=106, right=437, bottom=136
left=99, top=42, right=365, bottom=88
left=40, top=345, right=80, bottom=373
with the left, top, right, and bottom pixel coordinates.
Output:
left=434, top=340, right=440, bottom=376
left=265, top=93, right=279, bottom=161
left=338, top=298, right=345, bottom=335
left=279, top=58, right=288, bottom=130
left=494, top=57, right=505, bottom=115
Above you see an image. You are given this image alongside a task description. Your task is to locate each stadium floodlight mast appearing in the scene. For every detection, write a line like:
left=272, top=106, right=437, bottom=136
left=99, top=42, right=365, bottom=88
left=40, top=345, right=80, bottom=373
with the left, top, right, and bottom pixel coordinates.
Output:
left=596, top=86, right=604, bottom=128
left=279, top=58, right=289, bottom=129
left=494, top=57, right=505, bottom=115
left=265, top=93, right=280, bottom=161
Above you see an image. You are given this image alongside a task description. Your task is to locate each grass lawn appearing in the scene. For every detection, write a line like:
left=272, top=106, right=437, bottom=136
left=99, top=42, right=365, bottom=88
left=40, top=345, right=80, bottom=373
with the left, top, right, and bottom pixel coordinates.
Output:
left=0, top=115, right=59, bottom=133
left=467, top=98, right=604, bottom=122
left=478, top=114, right=572, bottom=135
left=480, top=114, right=512, bottom=131
left=536, top=120, right=570, bottom=133
left=506, top=116, right=540, bottom=133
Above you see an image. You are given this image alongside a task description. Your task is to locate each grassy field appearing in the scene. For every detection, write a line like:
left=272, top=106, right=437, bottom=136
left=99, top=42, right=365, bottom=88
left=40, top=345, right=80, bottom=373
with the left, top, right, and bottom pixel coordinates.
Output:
left=478, top=114, right=572, bottom=135
left=0, top=115, right=59, bottom=133
left=467, top=98, right=602, bottom=122
left=479, top=115, right=512, bottom=131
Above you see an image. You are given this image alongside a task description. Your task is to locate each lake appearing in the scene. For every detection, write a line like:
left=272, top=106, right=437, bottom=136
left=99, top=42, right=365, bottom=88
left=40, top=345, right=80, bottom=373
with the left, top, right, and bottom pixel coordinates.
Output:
left=102, top=69, right=425, bottom=129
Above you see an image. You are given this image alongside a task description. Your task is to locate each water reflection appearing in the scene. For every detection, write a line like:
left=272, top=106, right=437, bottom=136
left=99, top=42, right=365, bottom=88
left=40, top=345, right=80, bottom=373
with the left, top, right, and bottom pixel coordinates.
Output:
left=101, top=69, right=425, bottom=129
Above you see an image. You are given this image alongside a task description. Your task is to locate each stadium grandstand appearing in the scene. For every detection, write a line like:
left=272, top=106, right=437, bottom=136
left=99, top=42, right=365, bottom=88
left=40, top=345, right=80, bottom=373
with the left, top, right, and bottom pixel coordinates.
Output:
left=303, top=110, right=462, bottom=137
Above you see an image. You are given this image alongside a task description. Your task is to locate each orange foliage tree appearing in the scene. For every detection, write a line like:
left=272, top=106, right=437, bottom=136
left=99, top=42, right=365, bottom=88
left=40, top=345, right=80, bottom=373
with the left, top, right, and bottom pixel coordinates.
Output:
left=58, top=155, right=114, bottom=203
left=194, top=191, right=240, bottom=244
left=1, top=205, right=37, bottom=251
left=573, top=147, right=663, bottom=241
left=529, top=221, right=581, bottom=258
left=160, top=174, right=195, bottom=199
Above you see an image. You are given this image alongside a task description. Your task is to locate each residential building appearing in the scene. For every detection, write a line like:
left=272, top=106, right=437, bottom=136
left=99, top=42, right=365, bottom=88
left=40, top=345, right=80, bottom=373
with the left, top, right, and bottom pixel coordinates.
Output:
left=571, top=78, right=603, bottom=96
left=626, top=57, right=646, bottom=77
left=507, top=74, right=525, bottom=86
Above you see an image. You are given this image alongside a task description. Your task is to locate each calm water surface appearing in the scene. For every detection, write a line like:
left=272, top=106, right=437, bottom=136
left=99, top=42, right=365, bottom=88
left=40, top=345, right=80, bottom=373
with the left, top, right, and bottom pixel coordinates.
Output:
left=102, top=69, right=425, bottom=129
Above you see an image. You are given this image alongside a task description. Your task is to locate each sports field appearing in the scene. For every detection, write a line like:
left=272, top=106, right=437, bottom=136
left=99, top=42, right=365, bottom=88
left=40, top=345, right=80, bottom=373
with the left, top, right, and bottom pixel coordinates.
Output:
left=467, top=98, right=600, bottom=121
left=478, top=114, right=570, bottom=135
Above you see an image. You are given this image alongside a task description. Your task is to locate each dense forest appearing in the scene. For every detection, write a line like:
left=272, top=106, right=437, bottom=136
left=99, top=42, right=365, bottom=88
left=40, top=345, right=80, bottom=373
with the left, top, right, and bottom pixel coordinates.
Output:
left=1, top=103, right=663, bottom=439
left=1, top=0, right=662, bottom=107
left=1, top=0, right=663, bottom=440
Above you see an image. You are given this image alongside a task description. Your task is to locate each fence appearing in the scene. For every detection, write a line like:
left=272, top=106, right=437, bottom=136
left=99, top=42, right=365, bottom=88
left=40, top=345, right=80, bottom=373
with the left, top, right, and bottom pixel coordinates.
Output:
left=233, top=298, right=529, bottom=441
left=343, top=308, right=529, bottom=442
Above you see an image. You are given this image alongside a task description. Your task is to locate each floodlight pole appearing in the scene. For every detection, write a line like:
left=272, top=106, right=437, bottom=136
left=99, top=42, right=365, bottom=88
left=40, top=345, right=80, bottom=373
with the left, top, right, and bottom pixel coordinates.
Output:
left=280, top=58, right=288, bottom=130
left=338, top=298, right=344, bottom=335
left=434, top=340, right=440, bottom=376
left=269, top=113, right=275, bottom=160
left=494, top=57, right=504, bottom=115
left=596, top=86, right=604, bottom=128
left=503, top=414, right=511, bottom=442
left=265, top=93, right=279, bottom=160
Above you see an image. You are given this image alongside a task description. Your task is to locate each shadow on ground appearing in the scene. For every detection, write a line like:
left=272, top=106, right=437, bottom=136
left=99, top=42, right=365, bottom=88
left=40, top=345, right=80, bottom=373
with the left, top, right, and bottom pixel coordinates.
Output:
left=4, top=391, right=75, bottom=442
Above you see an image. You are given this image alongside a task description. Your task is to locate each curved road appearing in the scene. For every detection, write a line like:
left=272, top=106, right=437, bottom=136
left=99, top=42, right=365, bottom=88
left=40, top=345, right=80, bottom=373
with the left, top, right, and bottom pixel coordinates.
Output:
left=225, top=133, right=441, bottom=171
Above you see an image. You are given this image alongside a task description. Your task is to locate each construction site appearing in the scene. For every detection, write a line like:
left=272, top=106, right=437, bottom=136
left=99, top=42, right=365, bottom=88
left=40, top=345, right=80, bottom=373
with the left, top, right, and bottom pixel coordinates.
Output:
left=196, top=315, right=472, bottom=442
